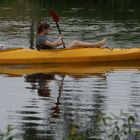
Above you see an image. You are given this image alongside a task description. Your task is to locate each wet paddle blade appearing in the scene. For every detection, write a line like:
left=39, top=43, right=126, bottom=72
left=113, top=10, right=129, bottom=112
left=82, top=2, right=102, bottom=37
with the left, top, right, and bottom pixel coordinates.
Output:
left=50, top=9, right=60, bottom=23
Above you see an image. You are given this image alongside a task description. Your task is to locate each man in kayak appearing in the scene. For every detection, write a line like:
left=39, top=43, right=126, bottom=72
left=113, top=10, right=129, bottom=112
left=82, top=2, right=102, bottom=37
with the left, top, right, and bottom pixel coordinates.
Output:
left=36, top=22, right=106, bottom=50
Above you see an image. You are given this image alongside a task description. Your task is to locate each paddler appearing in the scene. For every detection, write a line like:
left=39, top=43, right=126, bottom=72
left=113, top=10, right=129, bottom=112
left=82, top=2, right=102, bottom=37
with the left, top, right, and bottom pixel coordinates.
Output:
left=36, top=22, right=106, bottom=50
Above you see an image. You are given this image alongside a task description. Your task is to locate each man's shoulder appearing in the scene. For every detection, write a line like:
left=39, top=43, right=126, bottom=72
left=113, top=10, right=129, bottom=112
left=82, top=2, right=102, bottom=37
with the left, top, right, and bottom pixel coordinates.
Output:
left=37, top=35, right=47, bottom=39
left=37, top=35, right=47, bottom=43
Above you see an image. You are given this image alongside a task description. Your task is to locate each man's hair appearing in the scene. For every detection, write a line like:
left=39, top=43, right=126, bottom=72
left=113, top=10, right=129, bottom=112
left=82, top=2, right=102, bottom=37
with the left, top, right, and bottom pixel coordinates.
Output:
left=37, top=22, right=50, bottom=34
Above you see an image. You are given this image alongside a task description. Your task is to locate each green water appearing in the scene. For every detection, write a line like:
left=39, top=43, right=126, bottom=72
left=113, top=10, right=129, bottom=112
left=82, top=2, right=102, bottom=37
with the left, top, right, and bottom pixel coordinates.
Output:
left=0, top=1, right=140, bottom=140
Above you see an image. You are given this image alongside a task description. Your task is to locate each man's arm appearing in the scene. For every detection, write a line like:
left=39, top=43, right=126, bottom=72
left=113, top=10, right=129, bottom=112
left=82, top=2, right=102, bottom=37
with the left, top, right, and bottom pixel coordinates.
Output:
left=44, top=35, right=63, bottom=47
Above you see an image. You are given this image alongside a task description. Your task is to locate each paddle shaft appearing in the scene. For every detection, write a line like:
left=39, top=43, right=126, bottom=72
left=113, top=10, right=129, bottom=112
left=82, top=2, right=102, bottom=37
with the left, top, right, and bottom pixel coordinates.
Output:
left=55, top=22, right=66, bottom=48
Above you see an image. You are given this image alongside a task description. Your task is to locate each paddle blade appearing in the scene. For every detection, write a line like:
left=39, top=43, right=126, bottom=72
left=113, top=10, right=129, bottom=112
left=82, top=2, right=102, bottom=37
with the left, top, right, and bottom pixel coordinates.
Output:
left=50, top=9, right=60, bottom=23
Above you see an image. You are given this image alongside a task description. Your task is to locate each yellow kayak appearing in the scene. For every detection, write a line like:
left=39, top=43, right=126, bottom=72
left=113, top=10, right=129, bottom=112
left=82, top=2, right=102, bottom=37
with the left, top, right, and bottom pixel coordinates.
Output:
left=1, top=47, right=140, bottom=64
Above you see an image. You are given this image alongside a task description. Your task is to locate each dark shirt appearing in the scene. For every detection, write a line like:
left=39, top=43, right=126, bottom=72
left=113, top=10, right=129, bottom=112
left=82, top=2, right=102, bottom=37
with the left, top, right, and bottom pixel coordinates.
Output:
left=36, top=35, right=54, bottom=50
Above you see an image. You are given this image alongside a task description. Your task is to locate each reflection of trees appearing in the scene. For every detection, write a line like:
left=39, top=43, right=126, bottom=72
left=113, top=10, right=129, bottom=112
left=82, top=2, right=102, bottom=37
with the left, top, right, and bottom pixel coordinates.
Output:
left=62, top=74, right=107, bottom=139
left=87, top=76, right=107, bottom=138
left=129, top=73, right=140, bottom=120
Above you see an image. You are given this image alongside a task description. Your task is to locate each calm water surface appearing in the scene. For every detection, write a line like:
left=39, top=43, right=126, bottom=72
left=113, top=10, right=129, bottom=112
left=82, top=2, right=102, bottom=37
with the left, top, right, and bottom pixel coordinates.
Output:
left=0, top=1, right=140, bottom=139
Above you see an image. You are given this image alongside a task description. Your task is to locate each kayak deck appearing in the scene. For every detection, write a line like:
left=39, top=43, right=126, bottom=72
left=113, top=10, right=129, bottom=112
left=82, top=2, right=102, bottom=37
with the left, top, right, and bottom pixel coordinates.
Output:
left=0, top=47, right=140, bottom=64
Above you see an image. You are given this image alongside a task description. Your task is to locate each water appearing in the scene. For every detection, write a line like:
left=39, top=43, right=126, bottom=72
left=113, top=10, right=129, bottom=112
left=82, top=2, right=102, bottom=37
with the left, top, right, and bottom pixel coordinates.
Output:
left=0, top=1, right=140, bottom=139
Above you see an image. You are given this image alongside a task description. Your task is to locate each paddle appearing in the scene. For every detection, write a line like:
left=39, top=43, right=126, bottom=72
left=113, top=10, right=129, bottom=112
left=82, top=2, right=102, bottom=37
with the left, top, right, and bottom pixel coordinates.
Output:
left=49, top=9, right=66, bottom=48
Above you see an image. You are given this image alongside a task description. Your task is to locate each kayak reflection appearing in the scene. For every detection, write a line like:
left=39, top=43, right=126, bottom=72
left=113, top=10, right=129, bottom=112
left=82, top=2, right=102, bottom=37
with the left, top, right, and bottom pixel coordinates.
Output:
left=1, top=60, right=140, bottom=77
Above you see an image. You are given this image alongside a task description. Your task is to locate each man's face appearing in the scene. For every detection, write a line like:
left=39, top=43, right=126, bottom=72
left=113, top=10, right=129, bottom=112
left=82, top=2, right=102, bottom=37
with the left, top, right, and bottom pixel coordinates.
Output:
left=43, top=27, right=51, bottom=35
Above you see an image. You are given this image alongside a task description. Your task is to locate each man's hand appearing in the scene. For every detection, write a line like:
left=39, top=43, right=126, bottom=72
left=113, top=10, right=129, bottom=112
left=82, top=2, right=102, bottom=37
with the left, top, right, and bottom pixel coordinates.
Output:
left=58, top=34, right=63, bottom=40
left=57, top=40, right=63, bottom=46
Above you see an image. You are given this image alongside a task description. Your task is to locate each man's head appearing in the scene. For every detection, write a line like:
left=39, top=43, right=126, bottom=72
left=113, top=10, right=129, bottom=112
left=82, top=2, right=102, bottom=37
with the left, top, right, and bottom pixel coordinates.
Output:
left=37, top=22, right=51, bottom=35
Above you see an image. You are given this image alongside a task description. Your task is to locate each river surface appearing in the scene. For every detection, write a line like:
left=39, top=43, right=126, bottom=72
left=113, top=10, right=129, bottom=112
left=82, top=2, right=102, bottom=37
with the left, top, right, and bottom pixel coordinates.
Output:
left=0, top=1, right=140, bottom=140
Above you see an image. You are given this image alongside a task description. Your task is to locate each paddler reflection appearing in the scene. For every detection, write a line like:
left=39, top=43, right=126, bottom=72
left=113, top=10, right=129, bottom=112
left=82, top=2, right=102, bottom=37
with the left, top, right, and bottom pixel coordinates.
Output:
left=25, top=73, right=55, bottom=97
left=25, top=73, right=64, bottom=118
